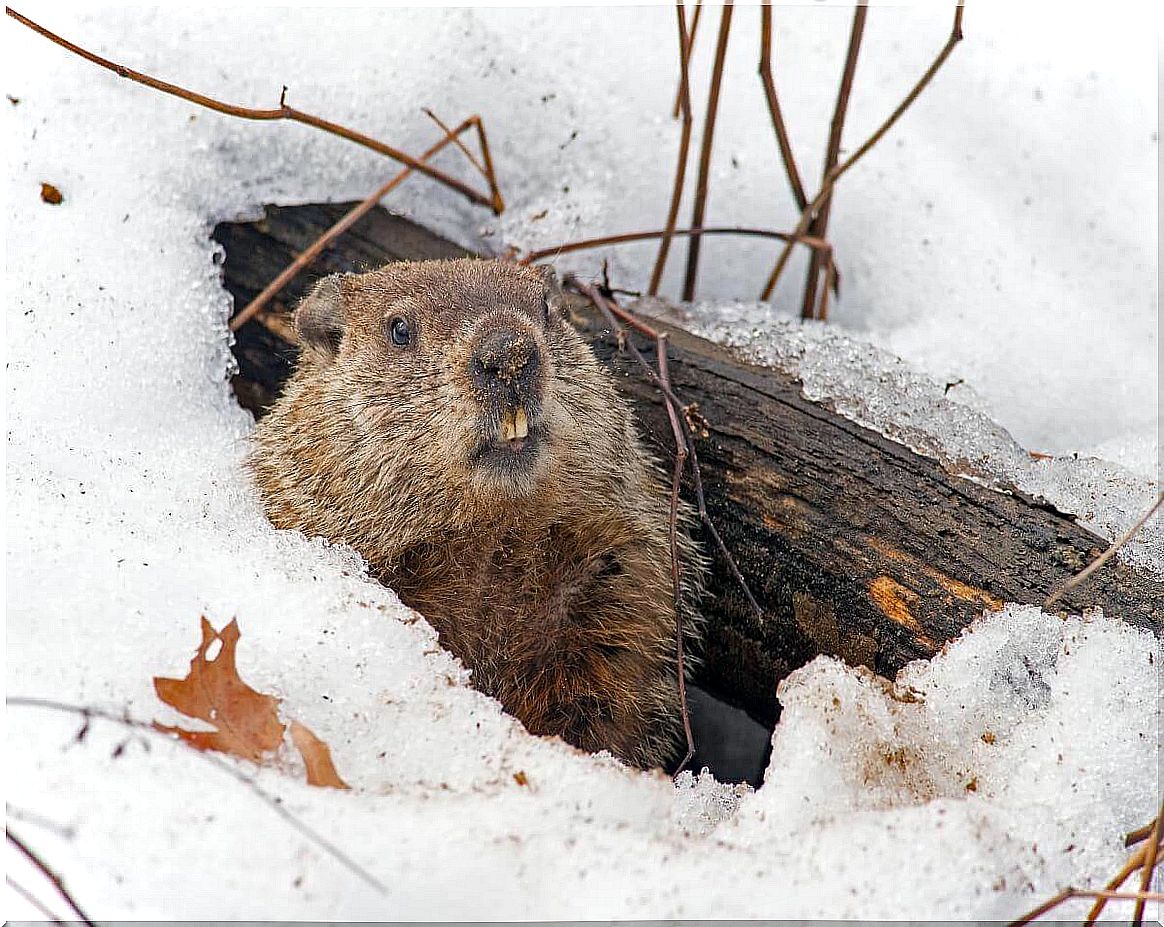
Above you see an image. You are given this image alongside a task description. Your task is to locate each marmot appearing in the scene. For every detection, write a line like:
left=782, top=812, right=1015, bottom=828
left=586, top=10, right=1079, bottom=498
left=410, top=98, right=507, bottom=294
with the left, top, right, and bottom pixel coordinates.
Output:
left=248, top=258, right=703, bottom=769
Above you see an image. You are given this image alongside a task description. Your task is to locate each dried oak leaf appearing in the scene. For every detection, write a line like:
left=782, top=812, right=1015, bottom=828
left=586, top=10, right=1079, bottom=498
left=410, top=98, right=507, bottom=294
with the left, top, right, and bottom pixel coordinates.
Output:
left=290, top=720, right=350, bottom=790
left=154, top=617, right=284, bottom=762
left=39, top=182, right=63, bottom=205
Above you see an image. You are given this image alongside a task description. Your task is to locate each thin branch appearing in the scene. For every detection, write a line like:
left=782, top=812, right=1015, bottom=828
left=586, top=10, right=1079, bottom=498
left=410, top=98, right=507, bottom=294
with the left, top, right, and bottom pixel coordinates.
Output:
left=649, top=2, right=697, bottom=296
left=229, top=114, right=483, bottom=332
left=759, top=0, right=808, bottom=212
left=800, top=0, right=867, bottom=321
left=1044, top=491, right=1164, bottom=609
left=6, top=828, right=95, bottom=927
left=656, top=334, right=695, bottom=773
left=1086, top=836, right=1161, bottom=925
left=566, top=276, right=765, bottom=622
left=1128, top=821, right=1157, bottom=848
left=7, top=696, right=387, bottom=894
left=670, top=0, right=704, bottom=119
left=681, top=0, right=734, bottom=300
left=470, top=115, right=505, bottom=215
left=6, top=876, right=66, bottom=925
left=525, top=224, right=831, bottom=267
left=1133, top=802, right=1164, bottom=925
left=422, top=108, right=487, bottom=181
left=760, top=2, right=965, bottom=301
left=5, top=8, right=498, bottom=212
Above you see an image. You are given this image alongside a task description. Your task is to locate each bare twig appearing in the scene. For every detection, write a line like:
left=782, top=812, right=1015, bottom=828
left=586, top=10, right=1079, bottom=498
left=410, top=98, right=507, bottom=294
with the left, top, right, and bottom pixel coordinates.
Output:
left=656, top=334, right=695, bottom=772
left=566, top=276, right=764, bottom=622
left=649, top=2, right=696, bottom=296
left=759, top=0, right=808, bottom=212
left=1044, top=491, right=1164, bottom=609
left=1132, top=802, right=1164, bottom=925
left=525, top=225, right=831, bottom=267
left=229, top=114, right=484, bottom=332
left=681, top=0, right=734, bottom=300
left=1128, top=821, right=1157, bottom=848
left=7, top=876, right=66, bottom=925
left=670, top=0, right=704, bottom=119
left=7, top=696, right=387, bottom=894
left=800, top=0, right=867, bottom=321
left=5, top=8, right=498, bottom=212
left=760, top=3, right=965, bottom=301
left=6, top=828, right=95, bottom=927
left=1085, top=834, right=1162, bottom=925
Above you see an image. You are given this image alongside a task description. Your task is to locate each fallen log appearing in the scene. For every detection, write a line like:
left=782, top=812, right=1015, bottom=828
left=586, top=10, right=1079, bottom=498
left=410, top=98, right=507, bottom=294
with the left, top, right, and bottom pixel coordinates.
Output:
left=213, top=203, right=1163, bottom=735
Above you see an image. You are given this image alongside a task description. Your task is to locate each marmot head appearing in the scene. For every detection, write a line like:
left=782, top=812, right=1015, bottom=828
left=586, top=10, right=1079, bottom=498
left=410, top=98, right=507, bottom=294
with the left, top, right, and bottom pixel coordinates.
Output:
left=292, top=258, right=604, bottom=508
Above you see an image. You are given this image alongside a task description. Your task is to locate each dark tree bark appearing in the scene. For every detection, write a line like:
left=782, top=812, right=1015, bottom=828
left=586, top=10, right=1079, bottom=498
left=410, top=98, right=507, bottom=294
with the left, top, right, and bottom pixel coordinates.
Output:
left=213, top=202, right=1163, bottom=730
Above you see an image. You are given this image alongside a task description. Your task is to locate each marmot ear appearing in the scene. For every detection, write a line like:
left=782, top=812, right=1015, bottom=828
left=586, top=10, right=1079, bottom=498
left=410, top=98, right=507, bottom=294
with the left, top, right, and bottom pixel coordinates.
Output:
left=295, top=274, right=348, bottom=364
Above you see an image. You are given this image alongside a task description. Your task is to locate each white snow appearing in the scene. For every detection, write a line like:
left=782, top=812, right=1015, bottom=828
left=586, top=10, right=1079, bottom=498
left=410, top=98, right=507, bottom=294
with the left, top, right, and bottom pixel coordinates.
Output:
left=5, top=4, right=1159, bottom=922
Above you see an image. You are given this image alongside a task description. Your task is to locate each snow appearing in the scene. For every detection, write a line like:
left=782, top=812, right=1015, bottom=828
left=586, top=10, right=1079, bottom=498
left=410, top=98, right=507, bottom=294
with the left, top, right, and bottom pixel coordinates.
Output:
left=5, top=4, right=1159, bottom=922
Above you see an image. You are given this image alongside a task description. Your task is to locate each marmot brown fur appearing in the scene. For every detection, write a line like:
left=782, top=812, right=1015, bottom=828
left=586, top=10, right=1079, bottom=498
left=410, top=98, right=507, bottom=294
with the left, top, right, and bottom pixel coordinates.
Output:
left=248, top=258, right=703, bottom=769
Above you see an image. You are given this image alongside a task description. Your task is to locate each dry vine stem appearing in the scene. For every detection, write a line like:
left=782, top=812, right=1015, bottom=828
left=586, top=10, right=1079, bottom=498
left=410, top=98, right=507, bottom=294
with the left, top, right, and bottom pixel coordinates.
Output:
left=5, top=8, right=501, bottom=213
left=648, top=1, right=696, bottom=296
left=759, top=0, right=809, bottom=213
left=682, top=0, right=734, bottom=300
left=760, top=2, right=965, bottom=304
left=565, top=275, right=765, bottom=758
left=525, top=224, right=831, bottom=267
left=6, top=875, right=66, bottom=925
left=6, top=828, right=95, bottom=927
left=670, top=0, right=703, bottom=120
left=1044, top=491, right=1164, bottom=609
left=7, top=696, right=387, bottom=894
left=800, top=0, right=867, bottom=320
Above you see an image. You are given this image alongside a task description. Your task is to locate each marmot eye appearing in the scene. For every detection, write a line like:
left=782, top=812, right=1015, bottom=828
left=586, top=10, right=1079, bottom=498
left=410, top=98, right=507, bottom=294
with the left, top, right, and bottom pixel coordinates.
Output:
left=388, top=316, right=412, bottom=347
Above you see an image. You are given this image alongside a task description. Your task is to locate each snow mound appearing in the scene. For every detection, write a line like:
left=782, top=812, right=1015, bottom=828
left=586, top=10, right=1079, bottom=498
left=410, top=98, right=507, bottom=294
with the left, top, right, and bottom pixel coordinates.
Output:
left=724, top=605, right=1159, bottom=920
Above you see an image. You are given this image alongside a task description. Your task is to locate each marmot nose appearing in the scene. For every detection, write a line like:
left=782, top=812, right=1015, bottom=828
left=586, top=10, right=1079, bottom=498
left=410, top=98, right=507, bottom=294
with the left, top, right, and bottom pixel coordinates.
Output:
left=470, top=327, right=541, bottom=403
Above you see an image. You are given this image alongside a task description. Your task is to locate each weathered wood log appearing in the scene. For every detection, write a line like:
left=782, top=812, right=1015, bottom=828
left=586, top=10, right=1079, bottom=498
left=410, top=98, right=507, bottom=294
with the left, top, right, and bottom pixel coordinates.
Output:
left=213, top=202, right=1163, bottom=733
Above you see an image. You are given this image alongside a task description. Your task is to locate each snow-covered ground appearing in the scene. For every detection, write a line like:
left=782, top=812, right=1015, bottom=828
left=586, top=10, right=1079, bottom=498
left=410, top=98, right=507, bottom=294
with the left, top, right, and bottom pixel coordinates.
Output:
left=5, top=3, right=1159, bottom=921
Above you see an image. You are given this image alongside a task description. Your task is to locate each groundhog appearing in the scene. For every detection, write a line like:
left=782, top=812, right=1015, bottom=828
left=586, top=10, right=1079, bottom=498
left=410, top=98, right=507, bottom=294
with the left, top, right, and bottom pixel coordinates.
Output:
left=248, top=258, right=703, bottom=769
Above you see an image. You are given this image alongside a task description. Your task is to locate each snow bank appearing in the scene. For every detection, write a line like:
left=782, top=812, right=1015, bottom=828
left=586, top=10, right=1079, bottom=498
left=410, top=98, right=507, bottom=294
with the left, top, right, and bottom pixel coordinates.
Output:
left=5, top=5, right=1158, bottom=922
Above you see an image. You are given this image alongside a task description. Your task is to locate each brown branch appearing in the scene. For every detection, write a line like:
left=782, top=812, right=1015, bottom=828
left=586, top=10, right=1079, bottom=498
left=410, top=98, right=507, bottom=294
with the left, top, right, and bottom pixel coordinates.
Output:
left=656, top=334, right=695, bottom=772
left=422, top=109, right=487, bottom=182
left=229, top=115, right=483, bottom=332
left=1128, top=821, right=1157, bottom=848
left=1086, top=836, right=1160, bottom=925
left=524, top=225, right=831, bottom=267
left=649, top=2, right=697, bottom=296
left=681, top=0, right=734, bottom=301
left=759, top=0, right=808, bottom=212
left=6, top=876, right=66, bottom=925
left=800, top=0, right=867, bottom=321
left=1133, top=802, right=1163, bottom=925
left=6, top=828, right=95, bottom=927
left=5, top=8, right=498, bottom=213
left=670, top=0, right=704, bottom=119
left=1044, top=491, right=1164, bottom=609
left=760, top=2, right=965, bottom=302
left=7, top=696, right=387, bottom=894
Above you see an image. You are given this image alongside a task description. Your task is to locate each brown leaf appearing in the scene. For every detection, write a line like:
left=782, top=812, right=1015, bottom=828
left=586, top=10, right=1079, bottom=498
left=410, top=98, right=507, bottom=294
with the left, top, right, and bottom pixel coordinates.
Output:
left=153, top=617, right=284, bottom=762
left=39, top=182, right=63, bottom=205
left=512, top=770, right=530, bottom=787
left=290, top=721, right=350, bottom=790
